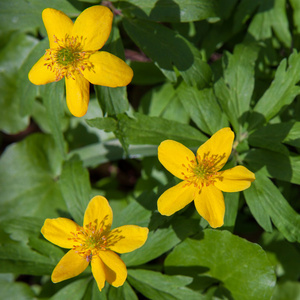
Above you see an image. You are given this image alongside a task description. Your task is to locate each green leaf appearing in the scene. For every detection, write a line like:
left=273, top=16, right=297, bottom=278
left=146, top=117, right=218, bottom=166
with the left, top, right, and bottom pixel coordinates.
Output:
left=140, top=82, right=189, bottom=124
left=177, top=83, right=228, bottom=134
left=272, top=281, right=300, bottom=300
left=108, top=281, right=138, bottom=300
left=0, top=32, right=38, bottom=133
left=0, top=281, right=35, bottom=299
left=122, top=217, right=200, bottom=266
left=43, top=80, right=66, bottom=158
left=128, top=269, right=205, bottom=300
left=246, top=0, right=291, bottom=47
left=95, top=24, right=129, bottom=116
left=86, top=117, right=117, bottom=132
left=165, top=229, right=276, bottom=300
left=244, top=172, right=300, bottom=243
left=122, top=18, right=212, bottom=88
left=244, top=148, right=300, bottom=185
left=51, top=278, right=91, bottom=300
left=223, top=192, right=239, bottom=231
left=214, top=43, right=259, bottom=134
left=115, top=112, right=207, bottom=148
left=0, top=0, right=79, bottom=33
left=290, top=0, right=300, bottom=34
left=59, top=157, right=92, bottom=225
left=249, top=50, right=300, bottom=129
left=0, top=133, right=65, bottom=221
left=117, top=0, right=218, bottom=22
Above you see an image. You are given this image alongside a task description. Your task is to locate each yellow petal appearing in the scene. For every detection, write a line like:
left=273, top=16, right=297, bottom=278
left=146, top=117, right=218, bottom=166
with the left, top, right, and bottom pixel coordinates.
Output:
left=41, top=218, right=79, bottom=248
left=42, top=8, right=73, bottom=49
left=98, top=250, right=127, bottom=287
left=107, top=225, right=148, bottom=254
left=65, top=73, right=90, bottom=117
left=72, top=6, right=113, bottom=51
left=158, top=140, right=196, bottom=180
left=91, top=256, right=106, bottom=291
left=158, top=181, right=195, bottom=216
left=197, top=127, right=234, bottom=171
left=83, top=196, right=113, bottom=231
left=82, top=51, right=133, bottom=87
left=214, top=166, right=255, bottom=192
left=28, top=54, right=58, bottom=85
left=51, top=250, right=89, bottom=283
left=194, top=185, right=225, bottom=228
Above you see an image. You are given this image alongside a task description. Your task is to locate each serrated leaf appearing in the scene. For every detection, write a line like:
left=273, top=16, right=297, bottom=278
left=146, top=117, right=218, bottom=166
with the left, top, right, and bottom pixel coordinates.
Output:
left=177, top=83, right=228, bottom=134
left=165, top=229, right=276, bottom=300
left=59, top=157, right=92, bottom=225
left=128, top=269, right=205, bottom=300
left=123, top=18, right=211, bottom=88
left=214, top=43, right=259, bottom=134
left=116, top=0, right=217, bottom=22
left=249, top=50, right=300, bottom=129
left=244, top=172, right=300, bottom=242
left=0, top=133, right=65, bottom=221
left=115, top=112, right=207, bottom=147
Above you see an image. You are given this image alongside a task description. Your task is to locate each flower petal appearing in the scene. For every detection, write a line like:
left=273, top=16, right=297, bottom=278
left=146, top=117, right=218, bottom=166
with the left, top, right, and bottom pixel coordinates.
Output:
left=107, top=225, right=148, bottom=254
left=42, top=8, right=73, bottom=49
left=194, top=185, right=225, bottom=228
left=51, top=249, right=89, bottom=283
left=158, top=140, right=196, bottom=180
left=41, top=218, right=79, bottom=248
left=28, top=54, right=57, bottom=85
left=82, top=51, right=133, bottom=87
left=98, top=250, right=127, bottom=287
left=91, top=256, right=106, bottom=291
left=215, top=166, right=255, bottom=192
left=197, top=127, right=234, bottom=171
left=158, top=181, right=195, bottom=216
left=65, top=74, right=90, bottom=117
left=72, top=6, right=113, bottom=51
left=83, top=196, right=113, bottom=231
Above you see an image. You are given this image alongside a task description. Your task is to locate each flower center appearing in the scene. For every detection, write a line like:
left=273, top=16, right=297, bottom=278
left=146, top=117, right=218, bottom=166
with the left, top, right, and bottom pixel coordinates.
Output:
left=69, top=219, right=108, bottom=262
left=181, top=152, right=226, bottom=190
left=44, top=34, right=95, bottom=81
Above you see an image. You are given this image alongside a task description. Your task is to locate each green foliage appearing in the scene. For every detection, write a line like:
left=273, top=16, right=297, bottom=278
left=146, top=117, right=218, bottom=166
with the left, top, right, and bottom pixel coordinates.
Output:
left=1, top=0, right=300, bottom=299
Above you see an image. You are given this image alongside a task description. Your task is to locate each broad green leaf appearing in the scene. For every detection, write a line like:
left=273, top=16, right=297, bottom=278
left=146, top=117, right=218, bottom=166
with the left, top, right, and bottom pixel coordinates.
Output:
left=177, top=83, right=228, bottom=135
left=95, top=25, right=129, bottom=116
left=0, top=32, right=38, bottom=133
left=115, top=112, right=208, bottom=148
left=86, top=117, right=117, bottom=132
left=123, top=18, right=212, bottom=88
left=122, top=217, right=200, bottom=266
left=165, top=229, right=276, bottom=300
left=0, top=0, right=79, bottom=33
left=272, top=281, right=300, bottom=300
left=0, top=281, right=35, bottom=300
left=249, top=50, right=300, bottom=129
left=51, top=278, right=91, bottom=300
left=0, top=133, right=65, bottom=221
left=0, top=217, right=64, bottom=275
left=43, top=81, right=66, bottom=158
left=59, top=157, right=92, bottom=225
left=214, top=43, right=258, bottom=134
left=244, top=184, right=273, bottom=232
left=246, top=0, right=291, bottom=47
left=116, top=0, right=217, bottom=22
left=140, top=82, right=189, bottom=124
left=128, top=269, right=206, bottom=300
left=244, top=148, right=300, bottom=185
left=244, top=172, right=300, bottom=242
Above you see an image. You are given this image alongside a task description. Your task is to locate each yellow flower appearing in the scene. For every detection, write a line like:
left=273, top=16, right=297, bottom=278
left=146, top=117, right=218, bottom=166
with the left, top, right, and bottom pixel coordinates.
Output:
left=41, top=196, right=148, bottom=290
left=28, top=6, right=133, bottom=117
left=157, top=127, right=255, bottom=228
